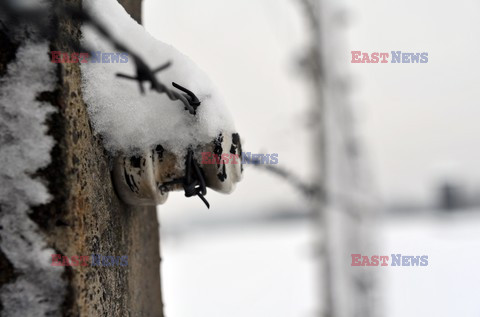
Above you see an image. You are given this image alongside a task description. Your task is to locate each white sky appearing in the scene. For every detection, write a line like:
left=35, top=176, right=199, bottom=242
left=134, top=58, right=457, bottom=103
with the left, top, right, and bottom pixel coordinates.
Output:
left=344, top=0, right=480, bottom=203
left=143, top=0, right=480, bottom=214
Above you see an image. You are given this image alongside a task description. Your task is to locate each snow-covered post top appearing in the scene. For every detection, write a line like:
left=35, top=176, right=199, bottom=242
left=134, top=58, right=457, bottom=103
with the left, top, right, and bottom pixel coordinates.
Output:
left=81, top=0, right=243, bottom=208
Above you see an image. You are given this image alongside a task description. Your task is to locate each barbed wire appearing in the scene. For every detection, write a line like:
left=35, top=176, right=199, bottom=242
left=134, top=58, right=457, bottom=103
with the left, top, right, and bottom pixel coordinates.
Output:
left=0, top=0, right=201, bottom=115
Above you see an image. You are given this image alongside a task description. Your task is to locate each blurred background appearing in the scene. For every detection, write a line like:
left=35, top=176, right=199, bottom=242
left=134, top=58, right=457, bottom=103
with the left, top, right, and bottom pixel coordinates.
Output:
left=143, top=0, right=480, bottom=316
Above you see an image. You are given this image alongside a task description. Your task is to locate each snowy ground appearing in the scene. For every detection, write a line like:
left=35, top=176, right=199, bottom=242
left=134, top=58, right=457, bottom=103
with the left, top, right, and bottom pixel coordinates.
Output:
left=160, top=220, right=318, bottom=317
left=160, top=209, right=480, bottom=317
left=376, top=209, right=480, bottom=317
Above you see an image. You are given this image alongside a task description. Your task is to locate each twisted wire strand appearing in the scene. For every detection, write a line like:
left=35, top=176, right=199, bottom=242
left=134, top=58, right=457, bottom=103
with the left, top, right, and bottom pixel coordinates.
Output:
left=244, top=156, right=323, bottom=199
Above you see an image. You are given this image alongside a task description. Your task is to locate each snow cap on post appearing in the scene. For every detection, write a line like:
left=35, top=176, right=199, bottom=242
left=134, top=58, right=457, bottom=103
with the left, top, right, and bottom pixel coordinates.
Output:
left=81, top=0, right=242, bottom=208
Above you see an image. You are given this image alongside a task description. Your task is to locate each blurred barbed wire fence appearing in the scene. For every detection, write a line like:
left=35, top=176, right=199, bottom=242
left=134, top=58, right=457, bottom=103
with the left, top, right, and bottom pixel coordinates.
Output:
left=297, top=0, right=378, bottom=316
left=240, top=0, right=377, bottom=314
